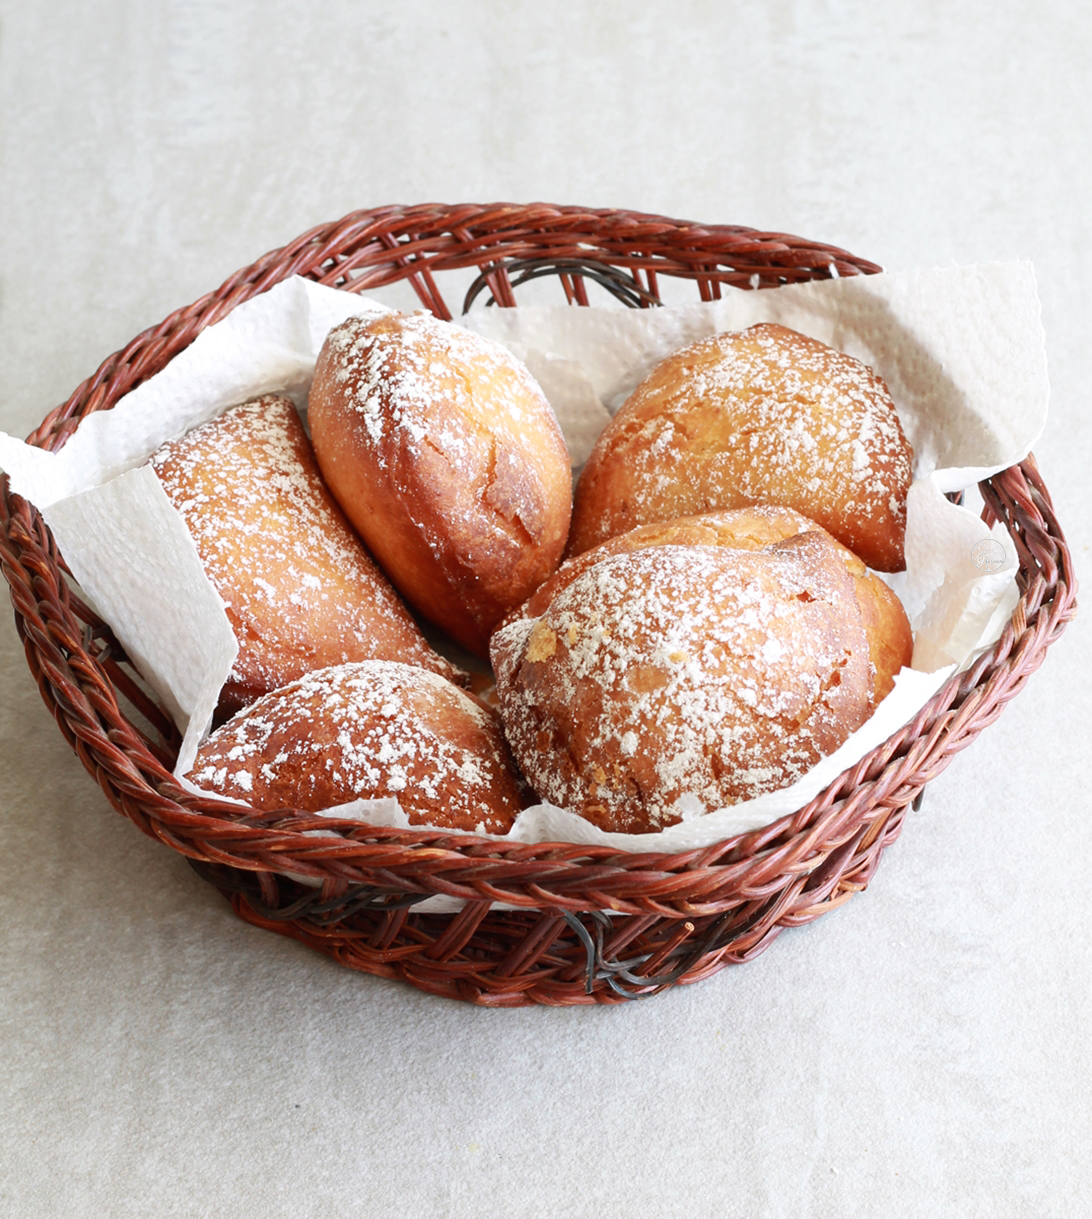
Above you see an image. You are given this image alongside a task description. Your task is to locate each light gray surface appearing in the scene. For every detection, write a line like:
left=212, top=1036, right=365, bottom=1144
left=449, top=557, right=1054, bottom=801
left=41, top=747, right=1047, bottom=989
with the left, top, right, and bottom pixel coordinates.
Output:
left=1, top=3, right=1089, bottom=1217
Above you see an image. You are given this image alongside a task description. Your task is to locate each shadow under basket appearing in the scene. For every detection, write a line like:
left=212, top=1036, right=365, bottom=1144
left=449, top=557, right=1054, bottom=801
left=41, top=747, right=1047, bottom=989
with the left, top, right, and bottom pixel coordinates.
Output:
left=0, top=203, right=1078, bottom=1006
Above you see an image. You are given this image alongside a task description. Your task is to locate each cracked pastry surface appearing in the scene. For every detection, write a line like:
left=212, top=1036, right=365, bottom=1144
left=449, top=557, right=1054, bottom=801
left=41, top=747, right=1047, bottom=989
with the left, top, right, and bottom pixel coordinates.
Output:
left=491, top=533, right=872, bottom=834
left=569, top=322, right=913, bottom=571
left=308, top=310, right=572, bottom=656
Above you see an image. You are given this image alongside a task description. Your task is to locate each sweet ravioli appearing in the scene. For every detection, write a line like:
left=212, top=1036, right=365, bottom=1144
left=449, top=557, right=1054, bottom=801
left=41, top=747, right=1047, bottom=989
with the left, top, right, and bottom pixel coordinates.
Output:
left=187, top=661, right=525, bottom=835
left=520, top=505, right=913, bottom=706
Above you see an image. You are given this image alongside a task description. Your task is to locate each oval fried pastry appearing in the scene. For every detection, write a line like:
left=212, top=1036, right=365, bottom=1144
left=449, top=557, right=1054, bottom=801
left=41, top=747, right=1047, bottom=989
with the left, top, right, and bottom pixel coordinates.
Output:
left=569, top=323, right=913, bottom=571
left=491, top=536, right=872, bottom=834
left=518, top=505, right=912, bottom=705
left=187, top=661, right=524, bottom=834
left=151, top=394, right=459, bottom=715
left=308, top=311, right=572, bottom=657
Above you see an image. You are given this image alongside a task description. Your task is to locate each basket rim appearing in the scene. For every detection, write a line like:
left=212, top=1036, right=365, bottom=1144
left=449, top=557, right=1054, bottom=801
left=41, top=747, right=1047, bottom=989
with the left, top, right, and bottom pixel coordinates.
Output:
left=0, top=201, right=1079, bottom=919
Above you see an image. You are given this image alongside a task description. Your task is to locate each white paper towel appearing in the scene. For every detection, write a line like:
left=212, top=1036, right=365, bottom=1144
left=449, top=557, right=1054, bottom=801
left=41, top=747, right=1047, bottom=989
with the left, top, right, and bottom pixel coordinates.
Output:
left=0, top=264, right=1048, bottom=849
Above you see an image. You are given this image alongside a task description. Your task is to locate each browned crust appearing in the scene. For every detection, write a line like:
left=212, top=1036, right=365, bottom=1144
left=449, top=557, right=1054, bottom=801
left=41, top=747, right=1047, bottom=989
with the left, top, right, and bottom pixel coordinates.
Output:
left=187, top=661, right=525, bottom=834
left=509, top=506, right=913, bottom=706
left=308, top=312, right=572, bottom=657
left=151, top=394, right=460, bottom=715
left=569, top=323, right=913, bottom=571
left=491, top=535, right=872, bottom=833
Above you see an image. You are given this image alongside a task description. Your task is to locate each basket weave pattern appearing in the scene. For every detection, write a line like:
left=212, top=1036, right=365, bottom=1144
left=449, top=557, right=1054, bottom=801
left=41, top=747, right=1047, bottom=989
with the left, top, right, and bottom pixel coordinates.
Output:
left=0, top=204, right=1077, bottom=1005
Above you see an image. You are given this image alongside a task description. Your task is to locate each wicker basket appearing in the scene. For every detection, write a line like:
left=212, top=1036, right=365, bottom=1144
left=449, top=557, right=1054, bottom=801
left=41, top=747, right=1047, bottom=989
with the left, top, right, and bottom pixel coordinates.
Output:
left=0, top=203, right=1077, bottom=1006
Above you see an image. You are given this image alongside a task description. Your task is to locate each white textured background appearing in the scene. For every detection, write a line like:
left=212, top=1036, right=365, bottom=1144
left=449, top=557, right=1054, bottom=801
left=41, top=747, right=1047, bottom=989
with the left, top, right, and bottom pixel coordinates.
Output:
left=1, top=3, right=1089, bottom=1217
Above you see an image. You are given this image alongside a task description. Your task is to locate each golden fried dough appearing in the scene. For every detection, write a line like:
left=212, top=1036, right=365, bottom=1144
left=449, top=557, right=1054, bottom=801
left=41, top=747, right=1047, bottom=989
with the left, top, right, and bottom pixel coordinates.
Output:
left=187, top=661, right=524, bottom=835
left=308, top=311, right=572, bottom=657
left=569, top=323, right=913, bottom=571
left=151, top=394, right=459, bottom=715
left=491, top=534, right=872, bottom=833
left=519, top=505, right=912, bottom=705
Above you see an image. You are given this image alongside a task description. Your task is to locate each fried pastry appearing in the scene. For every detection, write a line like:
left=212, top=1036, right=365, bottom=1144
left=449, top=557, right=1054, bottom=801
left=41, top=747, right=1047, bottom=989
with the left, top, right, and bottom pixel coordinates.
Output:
left=518, top=505, right=912, bottom=705
left=491, top=533, right=872, bottom=833
left=187, top=661, right=524, bottom=834
left=308, top=311, right=572, bottom=656
left=151, top=394, right=459, bottom=715
left=569, top=323, right=913, bottom=571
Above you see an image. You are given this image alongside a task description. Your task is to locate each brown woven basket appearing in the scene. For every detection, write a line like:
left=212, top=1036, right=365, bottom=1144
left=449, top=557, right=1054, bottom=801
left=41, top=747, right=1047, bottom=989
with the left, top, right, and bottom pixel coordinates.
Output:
left=0, top=203, right=1077, bottom=1006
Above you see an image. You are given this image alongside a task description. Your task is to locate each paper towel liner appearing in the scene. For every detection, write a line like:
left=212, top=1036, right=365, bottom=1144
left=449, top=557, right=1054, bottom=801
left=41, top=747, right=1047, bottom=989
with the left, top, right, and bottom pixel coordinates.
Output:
left=0, top=264, right=1048, bottom=874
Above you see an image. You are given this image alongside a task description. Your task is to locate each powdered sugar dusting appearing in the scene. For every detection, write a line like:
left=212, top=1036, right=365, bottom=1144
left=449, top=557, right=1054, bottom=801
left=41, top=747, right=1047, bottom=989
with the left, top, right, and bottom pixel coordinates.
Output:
left=310, top=309, right=572, bottom=655
left=492, top=542, right=870, bottom=832
left=321, top=311, right=547, bottom=474
left=151, top=395, right=450, bottom=707
left=187, top=661, right=522, bottom=834
left=573, top=323, right=913, bottom=568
